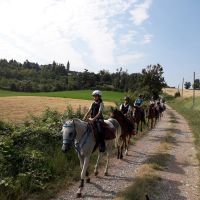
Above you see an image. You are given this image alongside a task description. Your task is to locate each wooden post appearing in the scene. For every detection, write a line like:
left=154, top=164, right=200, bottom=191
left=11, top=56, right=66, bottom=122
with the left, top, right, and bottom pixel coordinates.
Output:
left=181, top=78, right=184, bottom=98
left=193, top=72, right=195, bottom=108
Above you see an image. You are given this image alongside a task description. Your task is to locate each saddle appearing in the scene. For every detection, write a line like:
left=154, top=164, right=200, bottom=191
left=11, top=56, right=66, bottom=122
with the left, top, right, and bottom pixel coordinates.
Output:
left=90, top=121, right=116, bottom=153
left=103, top=122, right=116, bottom=140
left=90, top=121, right=116, bottom=141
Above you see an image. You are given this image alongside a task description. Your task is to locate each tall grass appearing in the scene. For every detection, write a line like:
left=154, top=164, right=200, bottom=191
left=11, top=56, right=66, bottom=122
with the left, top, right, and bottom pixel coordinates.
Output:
left=168, top=96, right=200, bottom=160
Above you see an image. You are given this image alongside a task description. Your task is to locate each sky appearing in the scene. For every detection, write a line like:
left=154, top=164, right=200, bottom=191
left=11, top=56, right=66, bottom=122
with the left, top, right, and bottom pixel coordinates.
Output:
left=0, top=0, right=199, bottom=87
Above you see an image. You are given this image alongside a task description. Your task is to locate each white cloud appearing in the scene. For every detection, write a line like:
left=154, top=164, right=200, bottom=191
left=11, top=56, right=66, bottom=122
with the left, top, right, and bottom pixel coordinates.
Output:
left=130, top=0, right=153, bottom=26
left=0, top=0, right=153, bottom=71
left=119, top=31, right=137, bottom=46
left=117, top=53, right=144, bottom=65
left=141, top=34, right=153, bottom=44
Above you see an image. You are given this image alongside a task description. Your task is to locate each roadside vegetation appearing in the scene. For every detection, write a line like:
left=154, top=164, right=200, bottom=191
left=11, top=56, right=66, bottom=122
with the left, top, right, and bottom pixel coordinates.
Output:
left=167, top=96, right=200, bottom=161
left=0, top=107, right=100, bottom=200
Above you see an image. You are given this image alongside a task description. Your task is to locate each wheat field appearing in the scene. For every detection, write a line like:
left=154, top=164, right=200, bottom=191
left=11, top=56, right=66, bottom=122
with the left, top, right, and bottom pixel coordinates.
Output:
left=164, top=88, right=200, bottom=98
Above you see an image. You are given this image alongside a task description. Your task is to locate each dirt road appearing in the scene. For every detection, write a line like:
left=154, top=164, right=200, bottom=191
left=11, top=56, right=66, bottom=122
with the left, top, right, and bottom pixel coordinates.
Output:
left=53, top=106, right=199, bottom=200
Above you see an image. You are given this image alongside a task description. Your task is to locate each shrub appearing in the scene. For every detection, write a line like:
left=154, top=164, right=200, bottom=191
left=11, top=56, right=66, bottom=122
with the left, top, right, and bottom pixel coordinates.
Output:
left=0, top=107, right=85, bottom=200
left=174, top=91, right=181, bottom=98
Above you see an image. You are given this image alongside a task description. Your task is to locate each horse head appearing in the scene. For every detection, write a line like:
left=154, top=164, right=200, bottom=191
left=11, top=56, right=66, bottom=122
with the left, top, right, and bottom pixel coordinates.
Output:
left=110, top=108, right=123, bottom=119
left=61, top=120, right=76, bottom=153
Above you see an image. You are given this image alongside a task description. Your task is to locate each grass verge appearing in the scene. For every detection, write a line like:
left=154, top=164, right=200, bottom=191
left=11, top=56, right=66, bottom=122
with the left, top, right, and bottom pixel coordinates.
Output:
left=167, top=96, right=200, bottom=161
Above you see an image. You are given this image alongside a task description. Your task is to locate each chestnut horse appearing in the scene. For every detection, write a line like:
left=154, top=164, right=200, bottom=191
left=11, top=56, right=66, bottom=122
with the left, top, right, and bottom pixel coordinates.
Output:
left=132, top=106, right=146, bottom=133
left=147, top=104, right=156, bottom=129
left=110, top=108, right=135, bottom=157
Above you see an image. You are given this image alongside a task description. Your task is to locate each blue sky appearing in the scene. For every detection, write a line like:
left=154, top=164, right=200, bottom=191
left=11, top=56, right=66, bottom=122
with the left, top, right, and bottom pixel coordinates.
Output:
left=0, top=0, right=199, bottom=86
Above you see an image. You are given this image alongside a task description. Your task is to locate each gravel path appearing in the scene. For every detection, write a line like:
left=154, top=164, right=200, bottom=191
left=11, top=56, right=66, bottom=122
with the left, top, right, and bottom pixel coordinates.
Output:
left=154, top=107, right=199, bottom=200
left=53, top=106, right=199, bottom=200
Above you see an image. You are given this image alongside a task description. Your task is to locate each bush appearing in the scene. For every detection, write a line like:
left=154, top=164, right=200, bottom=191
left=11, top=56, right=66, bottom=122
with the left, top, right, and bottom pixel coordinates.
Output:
left=0, top=107, right=86, bottom=200
left=174, top=91, right=181, bottom=98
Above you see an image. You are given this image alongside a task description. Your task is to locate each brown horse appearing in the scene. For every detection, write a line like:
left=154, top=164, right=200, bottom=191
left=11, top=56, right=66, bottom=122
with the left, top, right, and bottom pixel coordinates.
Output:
left=132, top=106, right=146, bottom=133
left=110, top=108, right=135, bottom=158
left=147, top=104, right=156, bottom=129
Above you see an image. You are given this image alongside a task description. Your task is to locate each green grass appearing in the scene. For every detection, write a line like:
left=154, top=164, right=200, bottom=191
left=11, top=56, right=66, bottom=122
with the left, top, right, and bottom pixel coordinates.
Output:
left=0, top=89, right=124, bottom=102
left=168, top=96, right=200, bottom=161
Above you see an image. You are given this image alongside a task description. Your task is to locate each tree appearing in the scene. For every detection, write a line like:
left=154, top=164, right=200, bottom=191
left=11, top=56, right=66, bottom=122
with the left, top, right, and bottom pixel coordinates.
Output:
left=184, top=81, right=191, bottom=89
left=193, top=79, right=200, bottom=89
left=66, top=61, right=70, bottom=72
left=140, top=64, right=166, bottom=98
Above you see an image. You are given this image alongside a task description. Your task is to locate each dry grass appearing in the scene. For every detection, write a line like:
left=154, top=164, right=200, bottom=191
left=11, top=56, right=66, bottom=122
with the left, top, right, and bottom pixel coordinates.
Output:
left=0, top=96, right=115, bottom=123
left=164, top=88, right=200, bottom=98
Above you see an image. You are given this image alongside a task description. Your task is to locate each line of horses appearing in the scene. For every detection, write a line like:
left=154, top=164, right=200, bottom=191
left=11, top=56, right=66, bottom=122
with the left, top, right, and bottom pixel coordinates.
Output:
left=61, top=102, right=166, bottom=198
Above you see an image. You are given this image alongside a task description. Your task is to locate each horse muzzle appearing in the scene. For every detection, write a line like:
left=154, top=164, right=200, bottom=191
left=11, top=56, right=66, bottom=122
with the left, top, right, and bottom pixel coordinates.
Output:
left=62, top=143, right=72, bottom=153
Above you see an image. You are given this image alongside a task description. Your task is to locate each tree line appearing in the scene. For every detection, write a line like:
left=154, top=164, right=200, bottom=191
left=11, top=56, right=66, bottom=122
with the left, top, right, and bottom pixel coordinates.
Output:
left=0, top=59, right=166, bottom=98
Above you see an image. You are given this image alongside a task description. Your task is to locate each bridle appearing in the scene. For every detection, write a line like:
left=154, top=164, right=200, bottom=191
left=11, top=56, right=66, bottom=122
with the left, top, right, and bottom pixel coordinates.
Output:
left=62, top=120, right=77, bottom=145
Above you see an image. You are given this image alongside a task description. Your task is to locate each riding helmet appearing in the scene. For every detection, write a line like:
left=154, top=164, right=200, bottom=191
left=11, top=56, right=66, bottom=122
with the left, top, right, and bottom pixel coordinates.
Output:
left=92, top=90, right=102, bottom=96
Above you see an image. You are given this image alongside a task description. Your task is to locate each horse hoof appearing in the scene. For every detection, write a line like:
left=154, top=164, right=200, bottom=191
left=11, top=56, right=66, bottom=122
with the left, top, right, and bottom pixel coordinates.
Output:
left=104, top=172, right=108, bottom=176
left=120, top=155, right=123, bottom=159
left=86, top=178, right=90, bottom=183
left=94, top=171, right=98, bottom=176
left=76, top=193, right=82, bottom=198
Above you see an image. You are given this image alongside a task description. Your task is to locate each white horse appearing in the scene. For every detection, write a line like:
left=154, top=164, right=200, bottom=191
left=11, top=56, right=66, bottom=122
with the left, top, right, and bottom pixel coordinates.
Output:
left=61, top=118, right=122, bottom=198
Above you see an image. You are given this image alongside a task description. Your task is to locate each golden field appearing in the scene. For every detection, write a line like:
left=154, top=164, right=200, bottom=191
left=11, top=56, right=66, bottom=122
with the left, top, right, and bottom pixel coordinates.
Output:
left=0, top=96, right=115, bottom=123
left=164, top=87, right=200, bottom=97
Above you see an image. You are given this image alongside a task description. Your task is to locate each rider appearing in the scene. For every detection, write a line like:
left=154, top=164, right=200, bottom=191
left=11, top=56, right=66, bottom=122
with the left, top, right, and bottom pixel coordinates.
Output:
left=134, top=94, right=145, bottom=118
left=83, top=90, right=105, bottom=152
left=150, top=96, right=156, bottom=106
left=134, top=94, right=144, bottom=108
left=120, top=96, right=132, bottom=117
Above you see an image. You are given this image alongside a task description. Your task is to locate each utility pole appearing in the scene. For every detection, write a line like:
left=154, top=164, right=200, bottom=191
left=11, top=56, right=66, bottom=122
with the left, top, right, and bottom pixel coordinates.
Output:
left=181, top=77, right=184, bottom=98
left=193, top=72, right=195, bottom=108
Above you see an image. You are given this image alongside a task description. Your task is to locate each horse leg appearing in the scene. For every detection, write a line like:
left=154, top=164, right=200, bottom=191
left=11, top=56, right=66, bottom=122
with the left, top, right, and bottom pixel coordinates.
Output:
left=104, top=151, right=109, bottom=176
left=125, top=134, right=131, bottom=156
left=151, top=118, right=154, bottom=129
left=86, top=170, right=90, bottom=183
left=140, top=120, right=143, bottom=132
left=147, top=118, right=149, bottom=128
left=120, top=138, right=125, bottom=159
left=117, top=146, right=120, bottom=159
left=94, top=152, right=102, bottom=176
left=125, top=137, right=128, bottom=156
left=76, top=156, right=90, bottom=198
